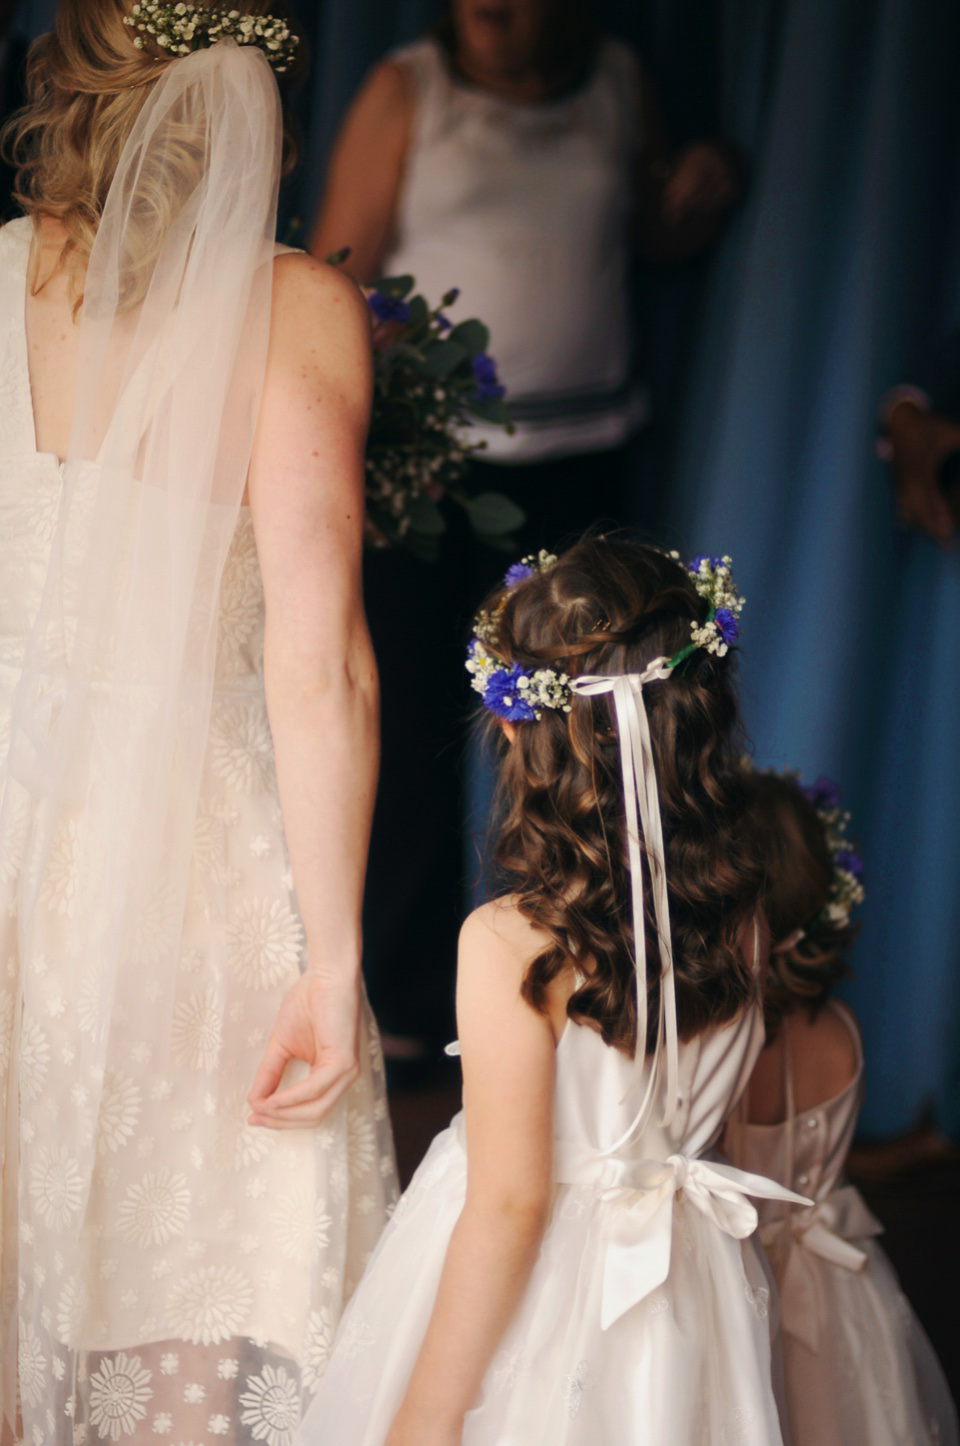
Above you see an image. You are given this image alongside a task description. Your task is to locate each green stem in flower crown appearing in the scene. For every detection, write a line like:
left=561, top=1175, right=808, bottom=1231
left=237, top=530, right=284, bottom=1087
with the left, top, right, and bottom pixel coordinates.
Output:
left=667, top=608, right=717, bottom=671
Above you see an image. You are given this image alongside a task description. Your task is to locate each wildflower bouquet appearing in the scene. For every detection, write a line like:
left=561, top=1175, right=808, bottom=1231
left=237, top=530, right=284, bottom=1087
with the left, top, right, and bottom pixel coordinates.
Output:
left=361, top=272, right=522, bottom=559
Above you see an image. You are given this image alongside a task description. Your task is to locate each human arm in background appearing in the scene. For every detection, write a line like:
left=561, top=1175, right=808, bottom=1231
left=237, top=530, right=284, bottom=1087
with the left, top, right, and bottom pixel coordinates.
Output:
left=246, top=253, right=379, bottom=1128
left=632, top=58, right=744, bottom=263
left=309, top=60, right=414, bottom=283
left=386, top=901, right=558, bottom=1446
left=880, top=331, right=960, bottom=546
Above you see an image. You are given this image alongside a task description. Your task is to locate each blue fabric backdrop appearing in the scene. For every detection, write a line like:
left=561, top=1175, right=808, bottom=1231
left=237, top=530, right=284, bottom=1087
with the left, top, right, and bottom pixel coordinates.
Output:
left=16, top=0, right=960, bottom=1136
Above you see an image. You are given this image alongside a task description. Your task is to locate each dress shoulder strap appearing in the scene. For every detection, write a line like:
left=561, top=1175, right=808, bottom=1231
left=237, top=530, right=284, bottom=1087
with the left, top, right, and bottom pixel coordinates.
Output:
left=387, top=37, right=450, bottom=149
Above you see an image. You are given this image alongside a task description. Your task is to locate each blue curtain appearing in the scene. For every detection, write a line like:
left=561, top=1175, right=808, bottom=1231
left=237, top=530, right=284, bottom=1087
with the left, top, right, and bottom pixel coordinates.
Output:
left=662, top=0, right=960, bottom=1135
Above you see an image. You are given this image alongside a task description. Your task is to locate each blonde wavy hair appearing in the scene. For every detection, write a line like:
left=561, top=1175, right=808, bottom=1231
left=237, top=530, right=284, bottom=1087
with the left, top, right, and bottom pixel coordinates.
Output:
left=3, top=0, right=305, bottom=286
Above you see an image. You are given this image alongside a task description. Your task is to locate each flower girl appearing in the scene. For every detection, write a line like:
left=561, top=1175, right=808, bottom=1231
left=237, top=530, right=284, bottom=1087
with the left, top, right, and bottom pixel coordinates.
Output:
left=299, top=541, right=807, bottom=1445
left=724, top=770, right=958, bottom=1446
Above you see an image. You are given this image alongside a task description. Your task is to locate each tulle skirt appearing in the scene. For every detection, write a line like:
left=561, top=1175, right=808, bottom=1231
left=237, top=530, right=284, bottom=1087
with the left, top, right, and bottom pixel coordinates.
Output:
left=298, top=1117, right=787, bottom=1445
left=777, top=1237, right=957, bottom=1446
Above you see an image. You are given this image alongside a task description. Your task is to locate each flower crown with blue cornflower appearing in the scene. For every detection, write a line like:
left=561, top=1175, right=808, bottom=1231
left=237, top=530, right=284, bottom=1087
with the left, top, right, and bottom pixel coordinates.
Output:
left=797, top=775, right=865, bottom=932
left=466, top=549, right=746, bottom=722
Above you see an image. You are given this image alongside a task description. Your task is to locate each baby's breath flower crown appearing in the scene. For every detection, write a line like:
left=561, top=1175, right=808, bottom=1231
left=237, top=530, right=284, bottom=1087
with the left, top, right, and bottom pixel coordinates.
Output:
left=124, top=3, right=300, bottom=73
left=467, top=549, right=745, bottom=723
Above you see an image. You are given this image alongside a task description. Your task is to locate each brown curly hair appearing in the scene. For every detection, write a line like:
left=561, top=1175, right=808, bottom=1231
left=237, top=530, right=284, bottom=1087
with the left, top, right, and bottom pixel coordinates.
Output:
left=744, top=771, right=857, bottom=1038
left=479, top=538, right=764, bottom=1056
left=2, top=0, right=305, bottom=282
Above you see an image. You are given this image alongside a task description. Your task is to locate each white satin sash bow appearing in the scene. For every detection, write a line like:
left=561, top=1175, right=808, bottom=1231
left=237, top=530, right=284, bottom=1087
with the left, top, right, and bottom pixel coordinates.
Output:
left=768, top=1184, right=884, bottom=1353
left=569, top=662, right=678, bottom=1143
left=554, top=1141, right=811, bottom=1330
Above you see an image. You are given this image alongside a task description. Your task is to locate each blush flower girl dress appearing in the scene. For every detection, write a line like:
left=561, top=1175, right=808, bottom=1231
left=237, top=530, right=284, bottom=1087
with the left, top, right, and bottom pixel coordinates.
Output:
left=724, top=1001, right=958, bottom=1446
left=300, top=966, right=803, bottom=1445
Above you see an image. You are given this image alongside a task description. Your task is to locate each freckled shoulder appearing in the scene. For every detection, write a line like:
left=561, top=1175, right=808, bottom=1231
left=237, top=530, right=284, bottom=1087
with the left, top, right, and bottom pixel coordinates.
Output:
left=273, top=255, right=370, bottom=331
left=267, top=251, right=375, bottom=401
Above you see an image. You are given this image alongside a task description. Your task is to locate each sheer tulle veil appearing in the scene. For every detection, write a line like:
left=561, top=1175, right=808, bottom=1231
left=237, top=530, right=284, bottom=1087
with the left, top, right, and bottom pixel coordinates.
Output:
left=0, top=31, right=282, bottom=1290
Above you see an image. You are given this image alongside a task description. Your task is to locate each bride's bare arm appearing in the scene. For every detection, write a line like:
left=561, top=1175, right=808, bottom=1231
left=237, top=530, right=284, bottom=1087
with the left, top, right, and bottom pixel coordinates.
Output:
left=246, top=251, right=377, bottom=1127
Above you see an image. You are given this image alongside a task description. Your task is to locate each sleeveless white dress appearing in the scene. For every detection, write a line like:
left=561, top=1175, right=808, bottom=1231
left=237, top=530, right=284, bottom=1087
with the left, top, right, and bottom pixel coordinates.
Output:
left=0, top=217, right=398, bottom=1443
left=724, top=1001, right=958, bottom=1446
left=300, top=990, right=800, bottom=1444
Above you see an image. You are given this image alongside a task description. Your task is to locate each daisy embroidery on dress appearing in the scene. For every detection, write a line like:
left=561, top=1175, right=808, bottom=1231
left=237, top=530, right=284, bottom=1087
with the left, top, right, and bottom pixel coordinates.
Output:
left=301, top=1307, right=337, bottom=1392
left=166, top=1264, right=254, bottom=1344
left=238, top=1362, right=300, bottom=1446
left=17, top=1321, right=46, bottom=1408
left=28, top=1144, right=85, bottom=1230
left=86, top=1351, right=153, bottom=1441
left=225, top=896, right=304, bottom=990
left=116, top=1167, right=191, bottom=1247
left=170, top=989, right=224, bottom=1073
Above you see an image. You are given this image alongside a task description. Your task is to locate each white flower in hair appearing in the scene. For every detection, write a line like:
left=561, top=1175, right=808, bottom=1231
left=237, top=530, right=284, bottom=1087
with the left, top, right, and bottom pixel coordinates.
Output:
left=124, top=3, right=300, bottom=73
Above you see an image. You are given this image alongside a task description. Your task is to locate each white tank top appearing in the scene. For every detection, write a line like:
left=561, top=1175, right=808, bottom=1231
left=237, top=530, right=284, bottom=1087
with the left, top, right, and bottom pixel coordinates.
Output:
left=382, top=37, right=649, bottom=462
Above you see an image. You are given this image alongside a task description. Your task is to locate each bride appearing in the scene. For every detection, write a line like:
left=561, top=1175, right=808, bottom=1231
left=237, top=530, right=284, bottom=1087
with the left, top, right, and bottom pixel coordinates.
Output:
left=0, top=2, right=396, bottom=1440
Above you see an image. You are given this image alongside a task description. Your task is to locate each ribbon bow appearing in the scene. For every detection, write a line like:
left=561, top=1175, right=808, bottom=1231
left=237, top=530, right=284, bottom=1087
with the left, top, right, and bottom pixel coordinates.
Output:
left=554, top=1140, right=811, bottom=1330
left=771, top=1184, right=884, bottom=1353
left=569, top=662, right=678, bottom=1143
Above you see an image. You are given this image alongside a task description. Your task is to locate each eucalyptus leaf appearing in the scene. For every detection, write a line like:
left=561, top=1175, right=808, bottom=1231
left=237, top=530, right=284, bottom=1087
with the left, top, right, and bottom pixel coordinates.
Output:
left=406, top=494, right=448, bottom=536
left=406, top=295, right=429, bottom=331
left=449, top=319, right=489, bottom=354
left=463, top=491, right=526, bottom=537
left=372, top=274, right=415, bottom=299
left=415, top=341, right=469, bottom=378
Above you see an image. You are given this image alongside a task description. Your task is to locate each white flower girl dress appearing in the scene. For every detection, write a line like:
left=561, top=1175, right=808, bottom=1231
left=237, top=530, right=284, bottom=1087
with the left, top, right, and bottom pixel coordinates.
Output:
left=724, top=1000, right=958, bottom=1446
left=300, top=977, right=804, bottom=1445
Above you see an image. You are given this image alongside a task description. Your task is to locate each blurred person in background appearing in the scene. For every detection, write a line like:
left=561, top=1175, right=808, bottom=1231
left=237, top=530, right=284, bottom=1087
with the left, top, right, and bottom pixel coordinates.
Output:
left=312, top=0, right=744, bottom=1075
left=881, top=332, right=960, bottom=547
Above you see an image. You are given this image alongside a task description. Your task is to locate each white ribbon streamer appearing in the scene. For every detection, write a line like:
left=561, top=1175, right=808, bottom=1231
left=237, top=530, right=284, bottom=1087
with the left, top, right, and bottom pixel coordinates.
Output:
left=569, top=659, right=678, bottom=1146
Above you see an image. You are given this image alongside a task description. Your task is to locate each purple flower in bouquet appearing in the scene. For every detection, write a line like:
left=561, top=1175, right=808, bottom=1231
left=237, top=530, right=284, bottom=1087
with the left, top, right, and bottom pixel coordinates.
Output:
left=803, top=776, right=841, bottom=809
left=834, top=847, right=864, bottom=878
left=472, top=352, right=506, bottom=402
left=483, top=664, right=537, bottom=722
left=714, top=607, right=740, bottom=645
left=369, top=291, right=412, bottom=325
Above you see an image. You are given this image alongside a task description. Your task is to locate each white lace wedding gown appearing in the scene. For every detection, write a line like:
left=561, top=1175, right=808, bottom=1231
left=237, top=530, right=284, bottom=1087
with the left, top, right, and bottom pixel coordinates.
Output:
left=300, top=984, right=798, bottom=1445
left=0, top=217, right=398, bottom=1443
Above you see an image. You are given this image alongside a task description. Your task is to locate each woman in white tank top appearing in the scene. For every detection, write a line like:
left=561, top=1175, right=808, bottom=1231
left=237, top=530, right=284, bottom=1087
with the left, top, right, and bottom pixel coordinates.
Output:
left=310, top=0, right=743, bottom=1073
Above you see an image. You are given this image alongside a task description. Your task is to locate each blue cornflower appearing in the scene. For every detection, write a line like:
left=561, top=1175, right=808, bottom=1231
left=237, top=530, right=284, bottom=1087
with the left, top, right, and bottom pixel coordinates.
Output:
left=803, top=776, right=840, bottom=809
left=834, top=847, right=864, bottom=878
left=472, top=352, right=506, bottom=402
left=484, top=665, right=537, bottom=722
left=369, top=292, right=412, bottom=325
left=714, top=607, right=740, bottom=645
left=504, top=561, right=535, bottom=588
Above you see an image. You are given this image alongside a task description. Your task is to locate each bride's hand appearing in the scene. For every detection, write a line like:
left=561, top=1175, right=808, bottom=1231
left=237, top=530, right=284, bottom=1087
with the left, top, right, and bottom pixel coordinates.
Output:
left=247, top=968, right=361, bottom=1128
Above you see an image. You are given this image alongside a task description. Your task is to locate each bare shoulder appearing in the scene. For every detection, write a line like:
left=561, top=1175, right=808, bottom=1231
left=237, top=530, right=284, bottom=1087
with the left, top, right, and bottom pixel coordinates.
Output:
left=459, top=897, right=553, bottom=972
left=271, top=252, right=371, bottom=340
left=459, top=899, right=573, bottom=1042
left=791, top=1003, right=861, bottom=1112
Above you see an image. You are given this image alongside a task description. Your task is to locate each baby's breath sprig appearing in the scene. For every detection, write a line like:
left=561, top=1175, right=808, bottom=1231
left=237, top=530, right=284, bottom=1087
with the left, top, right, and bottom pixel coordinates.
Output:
left=666, top=552, right=745, bottom=668
left=124, top=3, right=300, bottom=73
